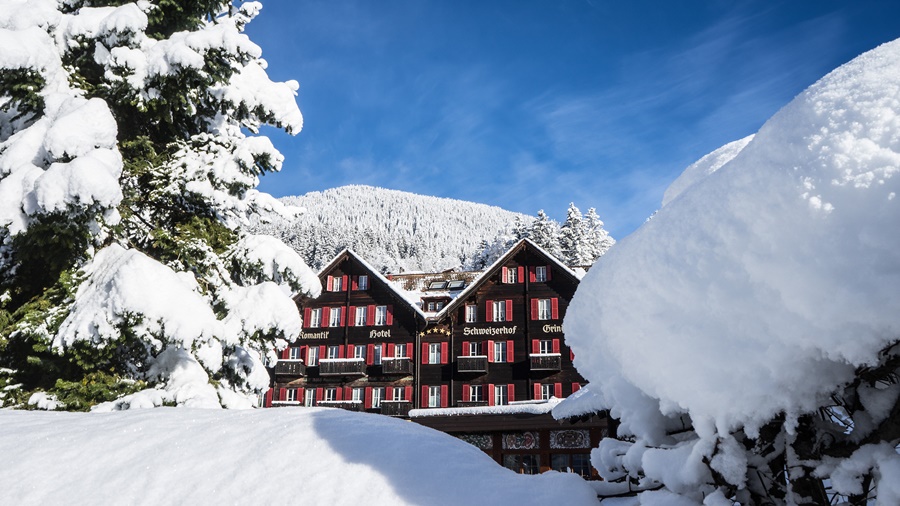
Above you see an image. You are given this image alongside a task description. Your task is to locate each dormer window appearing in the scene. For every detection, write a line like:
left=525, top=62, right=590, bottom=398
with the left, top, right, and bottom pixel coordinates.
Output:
left=447, top=280, right=465, bottom=290
left=428, top=281, right=448, bottom=290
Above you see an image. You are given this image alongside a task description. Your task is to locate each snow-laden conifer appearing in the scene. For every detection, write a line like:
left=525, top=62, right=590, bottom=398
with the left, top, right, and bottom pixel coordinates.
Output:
left=0, top=0, right=318, bottom=410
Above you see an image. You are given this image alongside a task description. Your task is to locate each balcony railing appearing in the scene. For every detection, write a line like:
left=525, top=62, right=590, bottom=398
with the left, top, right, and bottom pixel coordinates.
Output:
left=274, top=360, right=306, bottom=376
left=456, top=400, right=488, bottom=408
left=317, top=400, right=363, bottom=412
left=529, top=353, right=562, bottom=371
left=380, top=400, right=412, bottom=417
left=457, top=355, right=488, bottom=373
left=318, top=358, right=367, bottom=376
left=381, top=357, right=413, bottom=375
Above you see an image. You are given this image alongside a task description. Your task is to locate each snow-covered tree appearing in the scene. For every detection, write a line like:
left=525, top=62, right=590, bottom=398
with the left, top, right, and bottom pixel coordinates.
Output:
left=583, top=207, right=614, bottom=262
left=563, top=38, right=900, bottom=505
left=0, top=0, right=319, bottom=410
left=529, top=209, right=563, bottom=260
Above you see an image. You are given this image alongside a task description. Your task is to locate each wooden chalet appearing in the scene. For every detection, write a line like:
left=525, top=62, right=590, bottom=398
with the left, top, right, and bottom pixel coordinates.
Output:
left=265, top=239, right=607, bottom=478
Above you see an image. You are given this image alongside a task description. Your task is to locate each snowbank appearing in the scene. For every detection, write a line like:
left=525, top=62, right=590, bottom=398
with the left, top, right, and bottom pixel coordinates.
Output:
left=0, top=408, right=599, bottom=505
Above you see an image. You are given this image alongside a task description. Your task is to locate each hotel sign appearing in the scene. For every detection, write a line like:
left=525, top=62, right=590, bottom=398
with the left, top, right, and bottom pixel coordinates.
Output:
left=462, top=326, right=518, bottom=336
left=298, top=330, right=330, bottom=340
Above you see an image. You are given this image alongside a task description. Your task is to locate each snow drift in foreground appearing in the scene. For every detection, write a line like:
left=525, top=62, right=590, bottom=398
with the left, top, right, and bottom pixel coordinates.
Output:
left=0, top=408, right=598, bottom=506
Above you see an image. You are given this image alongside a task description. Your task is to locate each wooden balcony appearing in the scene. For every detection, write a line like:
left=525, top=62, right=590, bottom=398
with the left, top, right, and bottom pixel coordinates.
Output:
left=456, top=400, right=488, bottom=408
left=529, top=353, right=562, bottom=371
left=380, top=400, right=412, bottom=417
left=318, top=358, right=367, bottom=376
left=457, top=355, right=488, bottom=373
left=381, top=357, right=413, bottom=375
left=274, top=360, right=305, bottom=376
left=317, top=400, right=363, bottom=412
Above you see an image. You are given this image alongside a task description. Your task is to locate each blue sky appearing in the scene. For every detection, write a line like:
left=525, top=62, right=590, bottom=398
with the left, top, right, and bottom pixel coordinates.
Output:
left=246, top=0, right=900, bottom=238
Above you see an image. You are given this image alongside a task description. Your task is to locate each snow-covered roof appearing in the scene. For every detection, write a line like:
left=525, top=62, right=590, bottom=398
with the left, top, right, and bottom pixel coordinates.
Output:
left=387, top=271, right=481, bottom=315
left=551, top=384, right=606, bottom=420
left=409, top=398, right=562, bottom=418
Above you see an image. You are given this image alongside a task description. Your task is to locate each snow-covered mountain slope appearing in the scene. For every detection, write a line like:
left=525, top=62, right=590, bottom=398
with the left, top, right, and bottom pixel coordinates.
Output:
left=251, top=185, right=533, bottom=272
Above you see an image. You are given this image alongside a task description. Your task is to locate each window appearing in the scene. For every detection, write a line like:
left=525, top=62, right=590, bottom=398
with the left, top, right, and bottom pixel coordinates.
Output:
left=357, top=275, right=368, bottom=290
left=288, top=347, right=301, bottom=360
left=308, top=308, right=322, bottom=328
left=393, top=386, right=406, bottom=401
left=551, top=454, right=592, bottom=478
left=428, top=386, right=442, bottom=408
left=492, top=300, right=506, bottom=322
left=535, top=265, right=547, bottom=282
left=331, top=276, right=343, bottom=292
left=465, top=304, right=477, bottom=323
left=447, top=280, right=465, bottom=290
left=428, top=281, right=447, bottom=290
left=354, top=306, right=366, bottom=326
left=375, top=305, right=388, bottom=326
left=435, top=301, right=444, bottom=310
left=467, top=341, right=482, bottom=356
left=427, top=301, right=436, bottom=312
left=469, top=385, right=482, bottom=402
left=371, top=387, right=385, bottom=408
left=373, top=344, right=382, bottom=365
left=286, top=388, right=298, bottom=402
left=493, top=341, right=508, bottom=363
left=324, top=387, right=337, bottom=402
left=539, top=339, right=552, bottom=354
left=327, top=346, right=340, bottom=359
left=428, top=343, right=441, bottom=364
left=307, top=346, right=319, bottom=366
left=304, top=388, right=316, bottom=407
left=353, top=345, right=366, bottom=360
left=351, top=388, right=364, bottom=403
left=537, top=299, right=552, bottom=320
left=505, top=267, right=518, bottom=284
left=494, top=384, right=508, bottom=405
left=540, top=384, right=553, bottom=400
left=394, top=343, right=407, bottom=358
left=329, top=307, right=342, bottom=327
left=504, top=455, right=540, bottom=475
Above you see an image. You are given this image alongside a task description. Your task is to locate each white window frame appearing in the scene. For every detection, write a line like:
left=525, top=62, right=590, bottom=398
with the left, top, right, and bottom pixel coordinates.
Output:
left=309, top=308, right=322, bottom=328
left=372, top=387, right=384, bottom=408
left=307, top=346, right=319, bottom=366
left=428, top=386, right=441, bottom=408
left=535, top=265, right=547, bottom=282
left=354, top=345, right=366, bottom=360
left=327, top=346, right=340, bottom=359
left=375, top=305, right=388, bottom=326
left=436, top=301, right=444, bottom=310
left=469, top=385, right=482, bottom=402
left=329, top=307, right=342, bottom=327
left=394, top=343, right=407, bottom=358
left=304, top=388, right=316, bottom=407
left=351, top=387, right=364, bottom=403
left=373, top=344, right=382, bottom=365
left=393, top=386, right=405, bottom=401
left=539, top=339, right=552, bottom=354
left=427, top=301, right=436, bottom=312
left=354, top=306, right=366, bottom=326
left=537, top=299, right=552, bottom=320
left=357, top=275, right=368, bottom=290
left=505, top=267, right=518, bottom=284
left=494, top=341, right=507, bottom=363
left=492, top=301, right=506, bottom=322
left=428, top=343, right=441, bottom=364
left=468, top=341, right=481, bottom=357
left=494, top=384, right=508, bottom=406
left=288, top=347, right=301, bottom=360
left=465, top=304, right=477, bottom=323
left=540, top=384, right=553, bottom=400
left=331, top=276, right=343, bottom=292
left=286, top=388, right=298, bottom=402
left=324, top=387, right=337, bottom=402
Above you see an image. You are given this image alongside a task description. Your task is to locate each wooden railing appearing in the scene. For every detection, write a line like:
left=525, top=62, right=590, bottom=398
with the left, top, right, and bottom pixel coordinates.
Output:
left=381, top=357, right=413, bottom=375
left=318, top=358, right=367, bottom=376
left=456, top=400, right=488, bottom=408
left=457, top=355, right=488, bottom=373
left=529, top=353, right=562, bottom=371
left=317, top=400, right=363, bottom=411
left=380, top=400, right=412, bottom=417
left=274, top=360, right=306, bottom=376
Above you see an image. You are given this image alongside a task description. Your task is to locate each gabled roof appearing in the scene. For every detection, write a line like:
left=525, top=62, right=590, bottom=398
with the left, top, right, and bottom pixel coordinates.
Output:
left=315, top=248, right=428, bottom=319
left=429, top=238, right=581, bottom=322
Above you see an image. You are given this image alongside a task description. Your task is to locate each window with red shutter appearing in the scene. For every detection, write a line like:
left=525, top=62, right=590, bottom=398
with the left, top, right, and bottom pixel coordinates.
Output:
left=485, top=300, right=493, bottom=322
left=321, top=306, right=330, bottom=327
left=440, top=342, right=448, bottom=364
left=462, top=384, right=470, bottom=402
left=366, top=344, right=374, bottom=365
left=440, top=385, right=448, bottom=408
left=572, top=383, right=581, bottom=393
left=341, top=275, right=348, bottom=291
left=532, top=339, right=540, bottom=354
left=386, top=305, right=393, bottom=326
left=364, top=387, right=373, bottom=409
left=351, top=276, right=358, bottom=290
left=340, top=306, right=346, bottom=326
left=326, top=276, right=333, bottom=291
left=280, top=347, right=290, bottom=360
left=501, top=266, right=508, bottom=283
left=505, top=300, right=513, bottom=321
left=405, top=386, right=412, bottom=403
left=406, top=342, right=413, bottom=358
left=517, top=266, right=524, bottom=283
left=487, top=340, right=495, bottom=362
left=506, top=340, right=514, bottom=363
left=508, top=383, right=515, bottom=403
left=487, top=384, right=495, bottom=406
left=461, top=341, right=470, bottom=357
left=279, top=387, right=287, bottom=401
left=528, top=266, right=536, bottom=282
left=303, top=307, right=311, bottom=328
left=421, top=343, right=429, bottom=365
left=316, top=387, right=324, bottom=402
left=533, top=383, right=541, bottom=400
left=366, top=305, right=375, bottom=326
left=552, top=339, right=561, bottom=354
left=551, top=297, right=559, bottom=319
left=554, top=383, right=563, bottom=398
left=531, top=299, right=539, bottom=321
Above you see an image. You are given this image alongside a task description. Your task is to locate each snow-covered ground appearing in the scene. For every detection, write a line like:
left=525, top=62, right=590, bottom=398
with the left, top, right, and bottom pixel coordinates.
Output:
left=0, top=407, right=599, bottom=505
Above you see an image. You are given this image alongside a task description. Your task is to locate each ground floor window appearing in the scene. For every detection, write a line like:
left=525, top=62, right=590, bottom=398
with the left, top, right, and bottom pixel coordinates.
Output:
left=551, top=454, right=592, bottom=478
left=371, top=387, right=384, bottom=408
left=503, top=454, right=540, bottom=475
left=304, top=388, right=316, bottom=407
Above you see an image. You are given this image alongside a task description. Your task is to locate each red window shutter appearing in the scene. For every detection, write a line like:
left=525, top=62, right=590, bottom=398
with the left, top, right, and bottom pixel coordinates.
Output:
left=517, top=266, right=524, bottom=283
left=572, top=382, right=581, bottom=393
left=303, top=307, right=311, bottom=328
left=422, top=343, right=429, bottom=364
left=281, top=347, right=290, bottom=360
left=321, top=306, right=330, bottom=327
left=528, top=266, right=536, bottom=282
left=366, top=305, right=375, bottom=325
left=264, top=389, right=273, bottom=408
left=406, top=342, right=413, bottom=358
left=551, top=298, right=559, bottom=319
left=532, top=339, right=540, bottom=354
left=340, top=306, right=346, bottom=326
left=405, top=386, right=412, bottom=402
left=385, top=387, right=393, bottom=401
left=341, top=275, right=348, bottom=290
left=336, top=388, right=344, bottom=401
left=485, top=300, right=493, bottom=322
left=487, top=340, right=495, bottom=362
left=348, top=306, right=356, bottom=326
left=366, top=344, right=374, bottom=364
left=326, top=276, right=333, bottom=291
left=318, top=345, right=326, bottom=361
left=488, top=384, right=495, bottom=406
left=508, top=383, right=515, bottom=403
left=506, top=340, right=514, bottom=363
left=386, top=305, right=394, bottom=326
left=462, top=384, right=471, bottom=402
left=338, top=346, right=345, bottom=359
left=345, top=387, right=353, bottom=401
left=533, top=383, right=541, bottom=400
left=300, top=346, right=308, bottom=362
left=316, top=387, right=324, bottom=403
left=440, top=342, right=448, bottom=364
left=570, top=349, right=575, bottom=361
left=554, top=383, right=563, bottom=399
left=421, top=386, right=429, bottom=407
left=505, top=300, right=513, bottom=321
left=531, top=299, right=539, bottom=321
left=552, top=339, right=561, bottom=354
left=346, top=344, right=354, bottom=358
left=440, top=385, right=448, bottom=408
left=351, top=276, right=358, bottom=290
left=501, top=266, right=508, bottom=283
left=279, top=387, right=287, bottom=401
left=364, top=387, right=373, bottom=409
left=297, top=389, right=305, bottom=404
left=462, top=341, right=469, bottom=356
left=546, top=265, right=552, bottom=280
left=386, top=343, right=395, bottom=357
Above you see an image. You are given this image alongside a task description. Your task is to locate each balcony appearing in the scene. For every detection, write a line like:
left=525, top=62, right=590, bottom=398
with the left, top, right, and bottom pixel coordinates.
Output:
left=274, top=360, right=306, bottom=376
left=529, top=353, right=562, bottom=371
left=457, top=355, right=488, bottom=373
left=380, top=400, right=412, bottom=417
left=381, top=357, right=413, bottom=375
left=317, top=400, right=363, bottom=412
left=456, top=400, right=488, bottom=408
left=318, top=358, right=367, bottom=376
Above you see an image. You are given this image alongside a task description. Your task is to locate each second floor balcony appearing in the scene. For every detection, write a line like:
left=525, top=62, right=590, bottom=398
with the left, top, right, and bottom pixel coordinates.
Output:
left=457, top=355, right=488, bottom=373
left=318, top=358, right=367, bottom=376
left=380, top=400, right=412, bottom=417
left=381, top=357, right=413, bottom=375
left=274, top=360, right=306, bottom=376
left=529, top=353, right=562, bottom=371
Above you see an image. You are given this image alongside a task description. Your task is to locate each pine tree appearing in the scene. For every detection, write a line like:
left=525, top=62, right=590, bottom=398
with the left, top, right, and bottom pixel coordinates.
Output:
left=584, top=207, right=615, bottom=262
left=0, top=1, right=319, bottom=410
left=559, top=203, right=589, bottom=266
left=529, top=210, right=563, bottom=261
